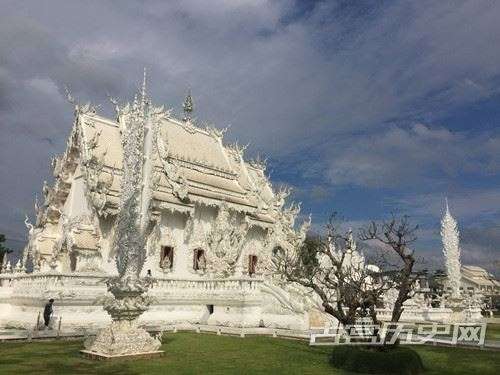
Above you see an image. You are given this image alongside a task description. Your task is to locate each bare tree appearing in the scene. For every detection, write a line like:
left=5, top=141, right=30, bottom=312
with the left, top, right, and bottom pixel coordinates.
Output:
left=359, top=215, right=424, bottom=324
left=272, top=214, right=389, bottom=327
left=273, top=212, right=425, bottom=340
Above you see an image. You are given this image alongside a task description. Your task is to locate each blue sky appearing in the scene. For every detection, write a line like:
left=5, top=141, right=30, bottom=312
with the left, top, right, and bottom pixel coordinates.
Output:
left=0, top=0, right=499, bottom=274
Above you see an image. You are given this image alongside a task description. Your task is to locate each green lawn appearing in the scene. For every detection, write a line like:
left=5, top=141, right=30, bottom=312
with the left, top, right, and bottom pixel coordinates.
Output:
left=486, top=323, right=500, bottom=341
left=0, top=332, right=498, bottom=375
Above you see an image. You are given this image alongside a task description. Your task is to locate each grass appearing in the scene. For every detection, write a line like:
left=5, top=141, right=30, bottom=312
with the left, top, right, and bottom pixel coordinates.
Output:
left=486, top=323, right=500, bottom=341
left=0, top=332, right=498, bottom=375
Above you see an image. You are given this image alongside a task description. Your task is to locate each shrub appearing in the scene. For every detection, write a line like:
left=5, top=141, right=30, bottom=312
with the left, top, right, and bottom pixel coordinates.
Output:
left=329, top=345, right=424, bottom=374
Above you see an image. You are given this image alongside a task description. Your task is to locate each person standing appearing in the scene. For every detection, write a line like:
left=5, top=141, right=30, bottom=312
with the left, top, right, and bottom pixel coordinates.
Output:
left=43, top=299, right=54, bottom=329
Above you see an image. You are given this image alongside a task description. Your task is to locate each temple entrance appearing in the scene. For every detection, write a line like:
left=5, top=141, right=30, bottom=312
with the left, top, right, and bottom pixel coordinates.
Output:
left=200, top=304, right=214, bottom=324
left=248, top=255, right=258, bottom=276
left=207, top=304, right=214, bottom=315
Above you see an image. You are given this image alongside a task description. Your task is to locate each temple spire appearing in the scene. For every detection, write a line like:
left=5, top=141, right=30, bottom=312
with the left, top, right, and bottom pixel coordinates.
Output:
left=140, top=67, right=148, bottom=112
left=441, top=198, right=462, bottom=299
left=182, top=88, right=194, bottom=122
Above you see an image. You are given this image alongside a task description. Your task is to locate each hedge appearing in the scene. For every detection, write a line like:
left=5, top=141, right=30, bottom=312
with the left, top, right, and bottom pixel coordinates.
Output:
left=329, top=345, right=424, bottom=374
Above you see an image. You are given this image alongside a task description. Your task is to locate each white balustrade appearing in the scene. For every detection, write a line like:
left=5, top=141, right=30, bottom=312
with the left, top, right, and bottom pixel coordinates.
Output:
left=0, top=272, right=263, bottom=299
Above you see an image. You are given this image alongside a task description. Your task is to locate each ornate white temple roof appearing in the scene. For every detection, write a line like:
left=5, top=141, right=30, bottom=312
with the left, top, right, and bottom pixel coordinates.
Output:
left=34, top=74, right=297, bottom=232
left=78, top=111, right=275, bottom=215
left=461, top=265, right=500, bottom=288
left=20, top=77, right=311, bottom=279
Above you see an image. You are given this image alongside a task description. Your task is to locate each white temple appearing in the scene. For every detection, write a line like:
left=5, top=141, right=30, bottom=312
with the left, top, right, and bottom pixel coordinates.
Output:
left=0, top=78, right=484, bottom=331
left=0, top=76, right=313, bottom=330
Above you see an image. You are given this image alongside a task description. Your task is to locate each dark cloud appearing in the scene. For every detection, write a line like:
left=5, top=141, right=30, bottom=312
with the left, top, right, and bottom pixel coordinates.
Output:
left=461, top=224, right=500, bottom=277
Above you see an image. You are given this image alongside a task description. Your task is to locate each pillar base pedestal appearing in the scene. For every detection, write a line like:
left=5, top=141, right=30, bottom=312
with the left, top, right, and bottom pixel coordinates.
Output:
left=80, top=350, right=164, bottom=361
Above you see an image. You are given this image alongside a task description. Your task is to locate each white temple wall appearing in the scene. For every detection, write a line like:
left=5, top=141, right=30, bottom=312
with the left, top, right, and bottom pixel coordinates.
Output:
left=138, top=205, right=271, bottom=279
left=141, top=209, right=192, bottom=278
left=63, top=166, right=92, bottom=219
left=164, top=210, right=193, bottom=279
left=208, top=304, right=263, bottom=327
left=260, top=311, right=309, bottom=330
left=0, top=272, right=315, bottom=330
left=238, top=226, right=266, bottom=276
left=140, top=303, right=208, bottom=326
left=25, top=196, right=272, bottom=278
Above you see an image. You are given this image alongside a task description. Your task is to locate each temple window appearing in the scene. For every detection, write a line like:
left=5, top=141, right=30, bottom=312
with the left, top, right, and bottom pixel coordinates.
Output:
left=70, top=252, right=77, bottom=272
left=193, top=249, right=206, bottom=271
left=248, top=255, right=258, bottom=276
left=160, top=246, right=174, bottom=270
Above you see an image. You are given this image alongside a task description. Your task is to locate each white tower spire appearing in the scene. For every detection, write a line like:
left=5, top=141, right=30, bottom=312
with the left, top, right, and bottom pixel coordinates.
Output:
left=441, top=198, right=462, bottom=299
left=182, top=88, right=194, bottom=122
left=141, top=67, right=148, bottom=112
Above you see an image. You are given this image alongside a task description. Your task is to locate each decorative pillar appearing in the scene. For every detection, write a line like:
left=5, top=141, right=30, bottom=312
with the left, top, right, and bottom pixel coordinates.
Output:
left=82, top=70, right=163, bottom=358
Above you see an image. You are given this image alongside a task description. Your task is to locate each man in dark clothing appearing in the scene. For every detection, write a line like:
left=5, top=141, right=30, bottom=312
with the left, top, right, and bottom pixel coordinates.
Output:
left=43, top=299, right=54, bottom=328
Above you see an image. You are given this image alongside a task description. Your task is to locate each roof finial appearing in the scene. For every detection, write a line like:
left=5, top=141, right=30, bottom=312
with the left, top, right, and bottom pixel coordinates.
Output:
left=141, top=67, right=148, bottom=111
left=182, top=88, right=194, bottom=122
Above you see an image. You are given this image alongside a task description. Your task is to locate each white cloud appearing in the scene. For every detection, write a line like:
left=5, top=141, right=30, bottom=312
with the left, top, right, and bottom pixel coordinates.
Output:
left=25, top=77, right=62, bottom=99
left=326, top=124, right=500, bottom=189
left=394, top=190, right=500, bottom=221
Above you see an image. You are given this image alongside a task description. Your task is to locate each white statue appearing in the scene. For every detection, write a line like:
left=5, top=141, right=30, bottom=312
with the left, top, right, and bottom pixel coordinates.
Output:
left=160, top=255, right=171, bottom=270
left=346, top=229, right=357, bottom=252
left=14, top=260, right=22, bottom=273
left=198, top=252, right=206, bottom=271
